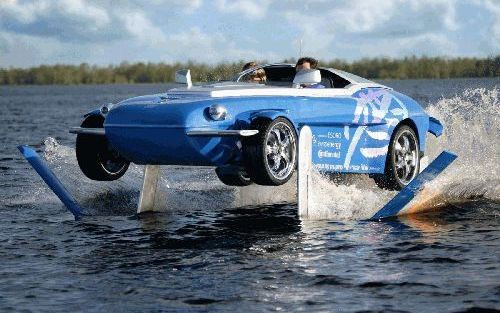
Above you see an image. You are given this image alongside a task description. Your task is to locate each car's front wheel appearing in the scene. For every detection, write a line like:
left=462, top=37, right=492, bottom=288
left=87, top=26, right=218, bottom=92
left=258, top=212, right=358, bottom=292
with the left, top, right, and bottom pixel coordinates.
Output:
left=242, top=117, right=297, bottom=186
left=373, top=125, right=420, bottom=190
left=76, top=115, right=129, bottom=181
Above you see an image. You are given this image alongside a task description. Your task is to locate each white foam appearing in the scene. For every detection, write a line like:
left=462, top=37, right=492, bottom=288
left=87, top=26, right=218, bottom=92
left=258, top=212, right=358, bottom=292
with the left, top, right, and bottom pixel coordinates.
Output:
left=39, top=138, right=296, bottom=216
left=304, top=88, right=499, bottom=220
left=425, top=88, right=499, bottom=204
left=33, top=88, right=499, bottom=219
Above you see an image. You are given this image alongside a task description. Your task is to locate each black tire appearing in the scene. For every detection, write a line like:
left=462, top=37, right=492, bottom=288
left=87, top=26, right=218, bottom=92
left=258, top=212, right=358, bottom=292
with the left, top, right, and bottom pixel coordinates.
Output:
left=75, top=115, right=129, bottom=181
left=373, top=125, right=420, bottom=190
left=242, top=117, right=297, bottom=186
left=215, top=166, right=253, bottom=186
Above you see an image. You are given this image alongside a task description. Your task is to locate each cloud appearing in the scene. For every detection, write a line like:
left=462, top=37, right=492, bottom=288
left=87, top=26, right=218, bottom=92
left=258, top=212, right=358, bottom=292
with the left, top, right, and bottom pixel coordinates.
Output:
left=120, top=10, right=167, bottom=45
left=0, top=0, right=497, bottom=67
left=281, top=0, right=458, bottom=37
left=483, top=0, right=500, bottom=49
left=0, top=0, right=124, bottom=42
left=165, top=27, right=276, bottom=62
left=277, top=0, right=463, bottom=59
left=0, top=0, right=202, bottom=44
left=216, top=0, right=272, bottom=20
left=124, top=0, right=203, bottom=12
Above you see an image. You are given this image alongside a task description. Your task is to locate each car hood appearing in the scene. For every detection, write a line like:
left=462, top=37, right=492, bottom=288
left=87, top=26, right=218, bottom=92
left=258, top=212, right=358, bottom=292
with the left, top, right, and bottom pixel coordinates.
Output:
left=116, top=82, right=265, bottom=106
left=116, top=80, right=390, bottom=106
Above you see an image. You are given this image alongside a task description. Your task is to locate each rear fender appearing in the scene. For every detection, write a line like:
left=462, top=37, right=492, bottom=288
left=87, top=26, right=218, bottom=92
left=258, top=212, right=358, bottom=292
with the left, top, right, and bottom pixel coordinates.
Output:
left=428, top=116, right=443, bottom=137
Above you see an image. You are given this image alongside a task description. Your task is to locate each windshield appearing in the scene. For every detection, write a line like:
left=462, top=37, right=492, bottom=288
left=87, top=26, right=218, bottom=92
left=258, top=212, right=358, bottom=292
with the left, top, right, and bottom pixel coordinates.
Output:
left=331, top=69, right=376, bottom=84
left=232, top=64, right=371, bottom=88
left=233, top=64, right=296, bottom=87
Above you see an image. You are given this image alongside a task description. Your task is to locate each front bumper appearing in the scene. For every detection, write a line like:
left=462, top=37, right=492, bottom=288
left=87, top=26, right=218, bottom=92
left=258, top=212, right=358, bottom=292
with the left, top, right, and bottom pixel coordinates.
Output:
left=100, top=126, right=256, bottom=166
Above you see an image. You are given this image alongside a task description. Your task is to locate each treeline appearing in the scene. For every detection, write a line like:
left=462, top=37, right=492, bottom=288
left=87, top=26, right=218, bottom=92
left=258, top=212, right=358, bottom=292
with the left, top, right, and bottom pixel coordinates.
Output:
left=321, top=56, right=499, bottom=80
left=1, top=56, right=498, bottom=85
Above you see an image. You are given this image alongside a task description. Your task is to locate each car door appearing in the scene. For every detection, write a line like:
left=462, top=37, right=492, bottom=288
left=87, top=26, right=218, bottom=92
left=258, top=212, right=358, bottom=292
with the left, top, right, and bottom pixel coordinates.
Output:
left=307, top=86, right=401, bottom=174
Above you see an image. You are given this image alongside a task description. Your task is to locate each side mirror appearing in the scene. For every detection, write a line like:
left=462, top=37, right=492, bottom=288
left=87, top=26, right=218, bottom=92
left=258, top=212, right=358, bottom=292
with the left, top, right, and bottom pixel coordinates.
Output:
left=292, top=69, right=321, bottom=88
left=175, top=69, right=192, bottom=88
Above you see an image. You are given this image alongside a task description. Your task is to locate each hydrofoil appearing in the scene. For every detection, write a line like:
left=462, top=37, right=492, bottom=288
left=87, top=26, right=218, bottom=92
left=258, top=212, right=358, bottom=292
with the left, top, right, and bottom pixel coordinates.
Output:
left=18, top=127, right=457, bottom=221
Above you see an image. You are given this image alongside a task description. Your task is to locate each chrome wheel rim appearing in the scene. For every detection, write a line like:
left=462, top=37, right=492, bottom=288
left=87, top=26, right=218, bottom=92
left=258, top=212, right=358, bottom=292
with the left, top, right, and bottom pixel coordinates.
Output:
left=394, top=130, right=418, bottom=185
left=265, top=122, right=296, bottom=180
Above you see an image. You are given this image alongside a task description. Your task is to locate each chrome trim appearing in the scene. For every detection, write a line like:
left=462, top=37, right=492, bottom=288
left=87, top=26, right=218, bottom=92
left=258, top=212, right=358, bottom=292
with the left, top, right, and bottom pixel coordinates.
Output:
left=69, top=127, right=105, bottom=136
left=264, top=121, right=296, bottom=180
left=186, top=129, right=259, bottom=137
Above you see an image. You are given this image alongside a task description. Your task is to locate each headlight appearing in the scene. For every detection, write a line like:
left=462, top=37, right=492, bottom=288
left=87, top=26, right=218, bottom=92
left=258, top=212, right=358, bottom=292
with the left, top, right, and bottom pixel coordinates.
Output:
left=100, top=103, right=113, bottom=116
left=208, top=104, right=227, bottom=121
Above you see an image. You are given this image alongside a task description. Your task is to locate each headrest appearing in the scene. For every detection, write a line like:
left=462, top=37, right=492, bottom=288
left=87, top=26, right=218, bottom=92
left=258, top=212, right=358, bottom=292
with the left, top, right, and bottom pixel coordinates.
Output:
left=292, top=69, right=321, bottom=87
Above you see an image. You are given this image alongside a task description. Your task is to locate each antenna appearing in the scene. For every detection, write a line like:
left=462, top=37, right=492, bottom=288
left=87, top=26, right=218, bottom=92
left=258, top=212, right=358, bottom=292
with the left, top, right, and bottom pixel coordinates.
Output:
left=299, top=38, right=303, bottom=57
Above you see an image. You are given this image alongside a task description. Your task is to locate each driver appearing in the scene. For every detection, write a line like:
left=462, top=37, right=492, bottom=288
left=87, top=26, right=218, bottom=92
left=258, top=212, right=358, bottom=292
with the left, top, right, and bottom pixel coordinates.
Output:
left=295, top=57, right=324, bottom=88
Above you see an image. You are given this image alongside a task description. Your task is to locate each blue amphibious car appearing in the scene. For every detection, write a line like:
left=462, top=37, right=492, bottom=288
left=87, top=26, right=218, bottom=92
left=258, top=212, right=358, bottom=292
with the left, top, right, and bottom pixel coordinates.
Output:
left=71, top=64, right=443, bottom=190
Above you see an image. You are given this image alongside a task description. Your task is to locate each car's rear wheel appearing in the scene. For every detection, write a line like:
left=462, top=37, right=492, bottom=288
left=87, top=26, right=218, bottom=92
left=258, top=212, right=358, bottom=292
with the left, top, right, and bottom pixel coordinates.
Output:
left=373, top=125, right=420, bottom=190
left=215, top=166, right=253, bottom=186
left=76, top=115, right=130, bottom=181
left=242, top=117, right=297, bottom=186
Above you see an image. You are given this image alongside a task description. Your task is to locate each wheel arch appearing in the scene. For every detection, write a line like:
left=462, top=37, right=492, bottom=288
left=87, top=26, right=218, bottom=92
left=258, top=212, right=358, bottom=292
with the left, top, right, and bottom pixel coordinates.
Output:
left=249, top=111, right=298, bottom=136
left=80, top=113, right=104, bottom=128
left=395, top=118, right=425, bottom=154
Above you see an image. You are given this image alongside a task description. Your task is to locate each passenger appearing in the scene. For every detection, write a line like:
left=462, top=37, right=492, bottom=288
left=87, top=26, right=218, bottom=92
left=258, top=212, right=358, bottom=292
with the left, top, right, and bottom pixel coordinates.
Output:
left=242, top=62, right=267, bottom=84
left=295, top=57, right=324, bottom=88
left=242, top=61, right=257, bottom=71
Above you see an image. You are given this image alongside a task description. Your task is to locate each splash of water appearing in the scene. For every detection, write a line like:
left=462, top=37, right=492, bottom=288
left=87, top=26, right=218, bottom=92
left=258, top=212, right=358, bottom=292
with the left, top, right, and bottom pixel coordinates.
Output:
left=28, top=88, right=499, bottom=220
left=425, top=88, right=499, bottom=203
left=37, top=137, right=296, bottom=216
left=305, top=88, right=499, bottom=220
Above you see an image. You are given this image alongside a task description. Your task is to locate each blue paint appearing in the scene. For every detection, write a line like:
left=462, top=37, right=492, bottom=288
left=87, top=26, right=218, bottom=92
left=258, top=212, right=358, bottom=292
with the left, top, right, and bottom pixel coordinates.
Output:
left=428, top=116, right=444, bottom=137
left=73, top=67, right=443, bottom=184
left=101, top=89, right=434, bottom=172
left=310, top=124, right=388, bottom=174
left=17, top=145, right=84, bottom=220
left=370, top=151, right=458, bottom=220
left=249, top=109, right=290, bottom=122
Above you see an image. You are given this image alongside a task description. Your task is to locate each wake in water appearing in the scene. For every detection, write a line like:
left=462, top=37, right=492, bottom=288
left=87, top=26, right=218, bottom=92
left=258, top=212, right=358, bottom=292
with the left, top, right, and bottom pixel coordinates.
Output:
left=305, top=88, right=499, bottom=220
left=40, top=137, right=296, bottom=216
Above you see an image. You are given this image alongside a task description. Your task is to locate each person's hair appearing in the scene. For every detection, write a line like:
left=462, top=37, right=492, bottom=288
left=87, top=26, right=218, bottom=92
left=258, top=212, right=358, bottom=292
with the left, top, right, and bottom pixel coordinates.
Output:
left=296, top=57, right=319, bottom=69
left=250, top=68, right=267, bottom=82
left=242, top=61, right=257, bottom=71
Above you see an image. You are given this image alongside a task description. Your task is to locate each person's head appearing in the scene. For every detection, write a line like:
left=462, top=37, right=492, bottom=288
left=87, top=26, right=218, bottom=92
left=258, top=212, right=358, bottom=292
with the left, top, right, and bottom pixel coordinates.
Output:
left=295, top=57, right=319, bottom=72
left=249, top=68, right=266, bottom=83
left=242, top=61, right=266, bottom=83
left=242, top=61, right=257, bottom=72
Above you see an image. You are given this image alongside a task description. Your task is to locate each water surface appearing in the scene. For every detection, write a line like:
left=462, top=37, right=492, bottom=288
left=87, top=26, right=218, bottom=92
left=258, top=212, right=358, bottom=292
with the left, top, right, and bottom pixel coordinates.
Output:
left=0, top=78, right=498, bottom=312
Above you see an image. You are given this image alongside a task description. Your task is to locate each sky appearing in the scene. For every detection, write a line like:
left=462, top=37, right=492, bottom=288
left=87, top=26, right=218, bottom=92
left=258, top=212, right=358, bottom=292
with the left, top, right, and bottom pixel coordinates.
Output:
left=0, top=0, right=499, bottom=68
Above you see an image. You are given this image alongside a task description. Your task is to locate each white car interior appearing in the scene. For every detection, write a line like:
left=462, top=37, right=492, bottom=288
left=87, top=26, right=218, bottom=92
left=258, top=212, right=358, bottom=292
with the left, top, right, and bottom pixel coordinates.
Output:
left=292, top=69, right=322, bottom=88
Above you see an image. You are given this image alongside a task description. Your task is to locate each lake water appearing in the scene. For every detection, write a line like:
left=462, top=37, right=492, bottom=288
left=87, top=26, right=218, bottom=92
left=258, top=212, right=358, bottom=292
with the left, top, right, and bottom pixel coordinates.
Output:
left=0, top=78, right=499, bottom=312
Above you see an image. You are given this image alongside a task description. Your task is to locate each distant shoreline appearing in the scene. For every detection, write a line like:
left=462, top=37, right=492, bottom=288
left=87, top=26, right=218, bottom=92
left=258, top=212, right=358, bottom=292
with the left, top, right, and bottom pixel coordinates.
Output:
left=1, top=76, right=497, bottom=89
left=1, top=56, right=498, bottom=85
